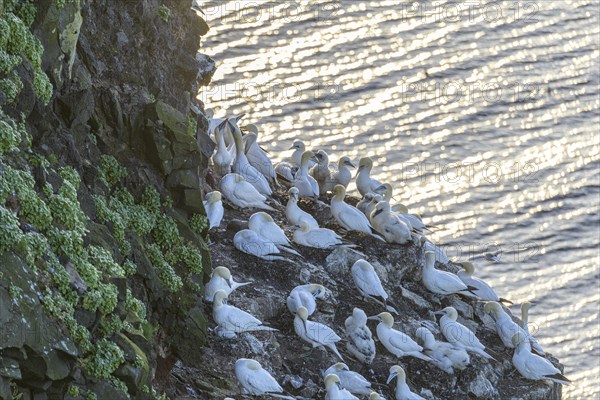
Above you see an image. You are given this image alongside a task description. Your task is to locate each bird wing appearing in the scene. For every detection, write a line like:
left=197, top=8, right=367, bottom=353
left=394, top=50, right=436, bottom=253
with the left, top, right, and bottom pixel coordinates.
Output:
left=523, top=352, right=560, bottom=377
left=234, top=180, right=266, bottom=203
left=306, top=320, right=341, bottom=345
left=306, top=229, right=341, bottom=248
left=246, top=369, right=283, bottom=394
left=337, top=206, right=371, bottom=232
left=433, top=270, right=468, bottom=293
left=353, top=268, right=386, bottom=298
left=389, top=330, right=421, bottom=353
left=222, top=305, right=263, bottom=328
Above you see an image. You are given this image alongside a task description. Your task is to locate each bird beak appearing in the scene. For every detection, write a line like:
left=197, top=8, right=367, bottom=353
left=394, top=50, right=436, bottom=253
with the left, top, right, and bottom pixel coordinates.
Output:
left=386, top=371, right=397, bottom=384
left=289, top=144, right=297, bottom=150
left=311, top=156, right=318, bottom=163
left=373, top=208, right=383, bottom=217
left=346, top=161, right=356, bottom=168
left=234, top=114, right=245, bottom=123
left=367, top=315, right=379, bottom=321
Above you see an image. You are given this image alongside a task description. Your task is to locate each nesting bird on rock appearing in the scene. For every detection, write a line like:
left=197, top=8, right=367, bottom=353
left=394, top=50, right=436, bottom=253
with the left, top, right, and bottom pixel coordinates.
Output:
left=235, top=358, right=294, bottom=399
left=344, top=307, right=376, bottom=364
left=294, top=306, right=344, bottom=361
left=220, top=173, right=275, bottom=211
left=212, top=290, right=276, bottom=338
left=204, top=266, right=251, bottom=302
left=203, top=191, right=224, bottom=229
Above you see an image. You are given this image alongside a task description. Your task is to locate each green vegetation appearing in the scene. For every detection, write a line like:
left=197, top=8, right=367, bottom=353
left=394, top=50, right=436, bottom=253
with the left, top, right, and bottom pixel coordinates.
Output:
left=0, top=1, right=53, bottom=105
left=157, top=4, right=171, bottom=22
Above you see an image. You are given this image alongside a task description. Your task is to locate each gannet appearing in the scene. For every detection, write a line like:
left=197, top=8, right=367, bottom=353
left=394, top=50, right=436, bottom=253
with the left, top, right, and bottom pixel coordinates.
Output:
left=370, top=201, right=412, bottom=244
left=457, top=262, right=511, bottom=303
left=365, top=194, right=382, bottom=222
left=330, top=185, right=379, bottom=238
left=204, top=266, right=251, bottom=302
left=421, top=238, right=450, bottom=265
left=356, top=157, right=383, bottom=196
left=511, top=332, right=570, bottom=385
left=374, top=184, right=429, bottom=232
left=220, top=173, right=275, bottom=211
left=434, top=307, right=494, bottom=360
left=310, top=150, right=332, bottom=194
left=345, top=308, right=376, bottom=364
left=292, top=151, right=320, bottom=199
left=484, top=302, right=545, bottom=356
left=274, top=141, right=311, bottom=183
left=231, top=122, right=272, bottom=196
left=521, top=302, right=545, bottom=356
left=351, top=260, right=397, bottom=313
left=286, top=187, right=319, bottom=229
left=324, top=363, right=372, bottom=395
left=235, top=358, right=295, bottom=399
left=368, top=312, right=430, bottom=361
left=212, top=290, right=276, bottom=336
left=287, top=283, right=327, bottom=316
left=211, top=123, right=233, bottom=176
left=357, top=193, right=375, bottom=216
left=422, top=251, right=476, bottom=296
left=415, top=327, right=470, bottom=374
left=293, top=220, right=346, bottom=249
left=387, top=365, right=425, bottom=400
left=324, top=374, right=359, bottom=400
left=323, top=156, right=355, bottom=193
left=203, top=191, right=224, bottom=229
left=233, top=229, right=286, bottom=261
left=243, top=132, right=276, bottom=183
left=294, top=306, right=344, bottom=360
left=248, top=212, right=301, bottom=256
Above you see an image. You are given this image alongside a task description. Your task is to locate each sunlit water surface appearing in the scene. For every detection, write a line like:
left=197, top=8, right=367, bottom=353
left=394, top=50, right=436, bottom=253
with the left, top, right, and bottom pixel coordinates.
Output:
left=198, top=1, right=600, bottom=397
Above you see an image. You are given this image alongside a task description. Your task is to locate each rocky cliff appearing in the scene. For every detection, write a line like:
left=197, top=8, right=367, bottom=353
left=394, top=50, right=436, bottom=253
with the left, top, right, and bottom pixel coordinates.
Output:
left=1, top=1, right=214, bottom=399
left=0, top=1, right=563, bottom=400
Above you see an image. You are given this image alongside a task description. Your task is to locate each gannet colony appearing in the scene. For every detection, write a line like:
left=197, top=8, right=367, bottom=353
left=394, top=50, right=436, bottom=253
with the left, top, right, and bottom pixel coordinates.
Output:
left=197, top=114, right=569, bottom=399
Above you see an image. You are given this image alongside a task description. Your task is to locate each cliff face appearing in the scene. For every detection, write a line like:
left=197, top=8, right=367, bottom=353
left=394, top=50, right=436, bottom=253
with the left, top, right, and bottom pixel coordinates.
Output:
left=1, top=1, right=214, bottom=399
left=0, top=1, right=564, bottom=400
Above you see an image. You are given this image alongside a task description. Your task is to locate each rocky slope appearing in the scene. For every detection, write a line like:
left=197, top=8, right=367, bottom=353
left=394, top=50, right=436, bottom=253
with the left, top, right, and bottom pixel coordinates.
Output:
left=168, top=180, right=564, bottom=400
left=0, top=1, right=563, bottom=399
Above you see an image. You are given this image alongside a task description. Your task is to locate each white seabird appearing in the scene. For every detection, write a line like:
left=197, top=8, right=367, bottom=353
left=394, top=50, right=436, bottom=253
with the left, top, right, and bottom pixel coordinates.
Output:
left=203, top=191, right=224, bottom=229
left=286, top=283, right=327, bottom=316
left=212, top=290, right=276, bottom=337
left=369, top=392, right=386, bottom=400
left=292, top=150, right=320, bottom=199
left=248, top=212, right=301, bottom=256
left=220, top=173, right=275, bottom=211
left=434, top=306, right=494, bottom=360
left=484, top=302, right=545, bottom=355
left=422, top=251, right=476, bottom=297
left=331, top=185, right=381, bottom=239
left=243, top=132, right=276, bottom=183
left=211, top=123, right=233, bottom=176
left=457, top=262, right=511, bottom=303
left=511, top=332, right=570, bottom=385
left=294, top=306, right=344, bottom=361
left=367, top=312, right=430, bottom=361
left=356, top=193, right=375, bottom=216
left=204, top=266, right=251, bottom=302
left=323, top=156, right=355, bottom=193
left=356, top=157, right=383, bottom=196
left=324, top=362, right=372, bottom=395
left=370, top=201, right=412, bottom=244
left=521, top=302, right=545, bottom=356
left=286, top=187, right=319, bottom=229
left=274, top=140, right=312, bottom=183
left=231, top=121, right=272, bottom=196
left=310, top=149, right=332, bottom=194
left=365, top=194, right=382, bottom=222
left=233, top=229, right=286, bottom=261
left=351, top=260, right=397, bottom=313
left=345, top=307, right=376, bottom=364
left=235, top=358, right=294, bottom=399
left=415, top=326, right=470, bottom=374
left=324, top=374, right=359, bottom=400
left=293, top=220, right=346, bottom=249
left=387, top=365, right=425, bottom=400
